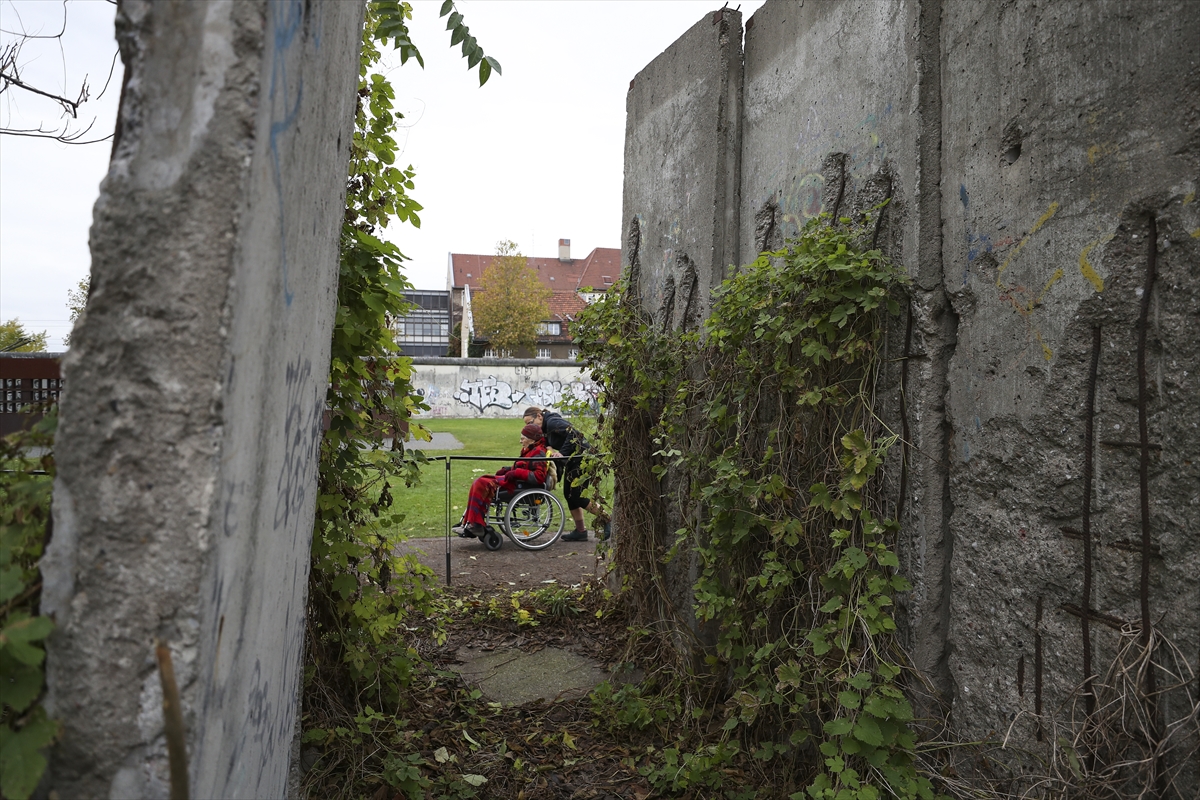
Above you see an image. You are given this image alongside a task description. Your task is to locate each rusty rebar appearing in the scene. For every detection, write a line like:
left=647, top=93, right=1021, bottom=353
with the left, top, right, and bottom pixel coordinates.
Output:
left=1035, top=594, right=1044, bottom=742
left=1082, top=325, right=1100, bottom=717
left=896, top=303, right=914, bottom=522
left=1136, top=217, right=1156, bottom=652
left=1136, top=214, right=1162, bottom=796
left=155, top=640, right=189, bottom=800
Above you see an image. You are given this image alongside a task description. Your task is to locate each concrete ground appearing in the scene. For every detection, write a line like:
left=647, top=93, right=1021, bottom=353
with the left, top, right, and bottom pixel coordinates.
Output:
left=396, top=534, right=609, bottom=590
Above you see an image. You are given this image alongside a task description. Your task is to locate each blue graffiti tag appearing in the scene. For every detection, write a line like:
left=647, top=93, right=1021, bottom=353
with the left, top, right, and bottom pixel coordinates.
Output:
left=269, top=0, right=306, bottom=306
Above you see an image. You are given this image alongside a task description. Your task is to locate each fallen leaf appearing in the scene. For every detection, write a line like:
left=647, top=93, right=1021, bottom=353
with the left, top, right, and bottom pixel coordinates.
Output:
left=433, top=746, right=451, bottom=763
left=563, top=731, right=578, bottom=750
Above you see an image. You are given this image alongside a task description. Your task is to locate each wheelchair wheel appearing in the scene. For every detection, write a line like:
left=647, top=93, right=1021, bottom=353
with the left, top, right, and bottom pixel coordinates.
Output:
left=504, top=488, right=565, bottom=551
left=483, top=527, right=503, bottom=551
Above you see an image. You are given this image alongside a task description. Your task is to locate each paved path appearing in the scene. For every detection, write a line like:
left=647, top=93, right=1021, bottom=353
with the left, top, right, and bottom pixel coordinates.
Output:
left=397, top=534, right=609, bottom=590
left=449, top=646, right=609, bottom=704
left=378, top=432, right=464, bottom=451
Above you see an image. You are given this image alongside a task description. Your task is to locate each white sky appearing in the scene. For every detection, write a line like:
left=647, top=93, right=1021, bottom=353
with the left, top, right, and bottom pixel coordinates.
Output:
left=0, top=0, right=765, bottom=349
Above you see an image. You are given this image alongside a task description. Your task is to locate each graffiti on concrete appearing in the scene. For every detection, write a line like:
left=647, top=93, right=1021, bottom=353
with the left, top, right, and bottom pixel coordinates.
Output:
left=523, top=378, right=600, bottom=409
left=453, top=376, right=525, bottom=411
left=452, top=376, right=600, bottom=413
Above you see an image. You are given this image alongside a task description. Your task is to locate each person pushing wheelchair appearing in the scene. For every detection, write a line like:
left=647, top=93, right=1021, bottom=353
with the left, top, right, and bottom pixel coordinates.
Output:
left=522, top=406, right=608, bottom=542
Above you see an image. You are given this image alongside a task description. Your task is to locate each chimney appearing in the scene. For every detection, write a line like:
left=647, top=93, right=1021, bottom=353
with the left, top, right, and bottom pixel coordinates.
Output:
left=558, top=238, right=571, bottom=262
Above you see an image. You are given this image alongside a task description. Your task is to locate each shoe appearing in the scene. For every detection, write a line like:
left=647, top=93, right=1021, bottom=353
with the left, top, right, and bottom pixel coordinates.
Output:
left=453, top=524, right=471, bottom=538
left=467, top=523, right=486, bottom=538
left=561, top=529, right=588, bottom=543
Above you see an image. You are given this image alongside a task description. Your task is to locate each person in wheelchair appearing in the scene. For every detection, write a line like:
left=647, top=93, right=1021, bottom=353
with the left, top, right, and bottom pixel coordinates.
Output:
left=452, top=422, right=550, bottom=539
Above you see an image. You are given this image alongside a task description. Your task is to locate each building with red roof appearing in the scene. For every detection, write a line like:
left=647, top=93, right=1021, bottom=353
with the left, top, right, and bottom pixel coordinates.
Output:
left=447, top=239, right=621, bottom=359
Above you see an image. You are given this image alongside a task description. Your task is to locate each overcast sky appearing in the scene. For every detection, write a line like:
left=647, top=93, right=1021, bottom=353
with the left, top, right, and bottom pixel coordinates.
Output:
left=0, top=0, right=766, bottom=349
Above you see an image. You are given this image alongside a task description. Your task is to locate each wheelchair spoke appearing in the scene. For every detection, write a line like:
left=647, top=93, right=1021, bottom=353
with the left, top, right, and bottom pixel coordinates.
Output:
left=504, top=488, right=565, bottom=551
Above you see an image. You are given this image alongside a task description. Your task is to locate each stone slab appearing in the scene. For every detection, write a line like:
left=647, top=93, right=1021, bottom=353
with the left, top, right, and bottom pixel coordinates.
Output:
left=451, top=646, right=609, bottom=706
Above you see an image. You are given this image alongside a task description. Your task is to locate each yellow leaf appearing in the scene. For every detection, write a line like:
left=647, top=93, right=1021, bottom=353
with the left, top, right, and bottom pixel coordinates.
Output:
left=562, top=731, right=577, bottom=750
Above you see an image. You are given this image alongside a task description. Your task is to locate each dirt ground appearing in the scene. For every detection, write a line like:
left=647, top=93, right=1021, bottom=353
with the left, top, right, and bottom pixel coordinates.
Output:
left=396, top=533, right=613, bottom=590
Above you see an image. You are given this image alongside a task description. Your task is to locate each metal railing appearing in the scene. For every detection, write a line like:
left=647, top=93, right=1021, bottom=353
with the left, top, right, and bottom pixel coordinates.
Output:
left=422, top=454, right=573, bottom=586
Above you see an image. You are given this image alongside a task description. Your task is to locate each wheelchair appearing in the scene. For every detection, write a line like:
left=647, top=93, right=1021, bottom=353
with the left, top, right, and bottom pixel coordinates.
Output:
left=475, top=482, right=566, bottom=552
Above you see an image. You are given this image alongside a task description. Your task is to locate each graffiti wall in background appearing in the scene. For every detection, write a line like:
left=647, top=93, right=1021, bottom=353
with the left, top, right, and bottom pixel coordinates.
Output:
left=411, top=359, right=600, bottom=418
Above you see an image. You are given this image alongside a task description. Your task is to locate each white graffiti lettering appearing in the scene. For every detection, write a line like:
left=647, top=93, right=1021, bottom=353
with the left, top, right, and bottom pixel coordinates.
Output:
left=454, top=376, right=525, bottom=412
left=522, top=379, right=601, bottom=410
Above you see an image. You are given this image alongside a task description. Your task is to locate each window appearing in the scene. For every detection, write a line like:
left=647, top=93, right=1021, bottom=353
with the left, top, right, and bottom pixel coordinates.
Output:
left=537, top=322, right=562, bottom=336
left=537, top=347, right=552, bottom=359
left=602, top=275, right=612, bottom=285
left=568, top=348, right=579, bottom=361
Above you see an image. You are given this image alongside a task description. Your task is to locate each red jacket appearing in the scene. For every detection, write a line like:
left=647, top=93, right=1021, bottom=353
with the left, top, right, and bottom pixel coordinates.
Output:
left=501, top=441, right=548, bottom=487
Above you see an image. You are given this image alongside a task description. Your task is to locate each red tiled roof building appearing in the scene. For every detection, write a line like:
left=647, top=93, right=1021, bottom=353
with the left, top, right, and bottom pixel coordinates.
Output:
left=447, top=239, right=620, bottom=360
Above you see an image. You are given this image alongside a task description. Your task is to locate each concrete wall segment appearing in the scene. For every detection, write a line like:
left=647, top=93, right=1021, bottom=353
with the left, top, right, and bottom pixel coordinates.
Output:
left=621, top=6, right=744, bottom=655
left=621, top=0, right=1199, bottom=777
left=42, top=1, right=363, bottom=797
left=409, top=359, right=598, bottom=419
left=739, top=0, right=919, bottom=272
left=941, top=0, right=1200, bottom=775
left=622, top=8, right=743, bottom=325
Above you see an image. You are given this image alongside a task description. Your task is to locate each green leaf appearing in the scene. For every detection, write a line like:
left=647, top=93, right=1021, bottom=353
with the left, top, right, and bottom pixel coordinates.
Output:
left=2, top=615, right=52, bottom=645
left=823, top=717, right=852, bottom=736
left=847, top=672, right=873, bottom=690
left=853, top=715, right=883, bottom=747
left=0, top=664, right=43, bottom=713
left=837, top=691, right=861, bottom=710
left=0, top=709, right=57, bottom=800
left=0, top=566, right=23, bottom=604
left=819, top=596, right=844, bottom=613
left=0, top=615, right=53, bottom=666
left=439, top=0, right=454, bottom=16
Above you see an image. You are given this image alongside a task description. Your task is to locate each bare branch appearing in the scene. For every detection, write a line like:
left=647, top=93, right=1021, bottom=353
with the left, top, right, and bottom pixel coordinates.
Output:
left=0, top=67, right=84, bottom=116
left=0, top=2, right=117, bottom=145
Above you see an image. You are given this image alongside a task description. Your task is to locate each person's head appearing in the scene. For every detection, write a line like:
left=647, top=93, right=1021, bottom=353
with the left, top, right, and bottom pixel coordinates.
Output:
left=522, top=406, right=543, bottom=427
left=520, top=422, right=543, bottom=448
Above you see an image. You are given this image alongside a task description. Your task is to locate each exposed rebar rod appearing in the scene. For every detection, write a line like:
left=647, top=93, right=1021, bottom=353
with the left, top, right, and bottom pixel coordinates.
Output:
left=1136, top=214, right=1162, bottom=795
left=1082, top=325, right=1101, bottom=718
left=896, top=303, right=914, bottom=522
left=156, top=640, right=189, bottom=800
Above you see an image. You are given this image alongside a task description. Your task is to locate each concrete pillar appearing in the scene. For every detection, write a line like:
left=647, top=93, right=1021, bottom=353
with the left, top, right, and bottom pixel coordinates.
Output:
left=622, top=7, right=743, bottom=324
left=941, top=1, right=1200, bottom=776
left=41, top=1, right=363, bottom=796
left=621, top=0, right=1199, bottom=774
left=620, top=6, right=744, bottom=652
left=738, top=0, right=957, bottom=706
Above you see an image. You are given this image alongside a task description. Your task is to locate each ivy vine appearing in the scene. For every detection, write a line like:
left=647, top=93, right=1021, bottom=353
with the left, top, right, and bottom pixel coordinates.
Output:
left=0, top=412, right=58, bottom=800
left=304, top=0, right=498, bottom=760
left=574, top=213, right=940, bottom=798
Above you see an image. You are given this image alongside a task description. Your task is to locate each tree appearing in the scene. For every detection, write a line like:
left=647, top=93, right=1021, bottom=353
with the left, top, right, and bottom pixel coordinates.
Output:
left=62, top=276, right=89, bottom=346
left=307, top=0, right=500, bottom=708
left=66, top=276, right=88, bottom=322
left=0, top=319, right=48, bottom=352
left=471, top=240, right=551, bottom=357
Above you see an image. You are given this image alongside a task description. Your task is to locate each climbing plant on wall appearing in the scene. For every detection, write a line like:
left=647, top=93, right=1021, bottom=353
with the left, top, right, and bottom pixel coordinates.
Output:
left=0, top=413, right=58, bottom=800
left=306, top=0, right=500, bottom=717
left=573, top=213, right=939, bottom=798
